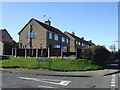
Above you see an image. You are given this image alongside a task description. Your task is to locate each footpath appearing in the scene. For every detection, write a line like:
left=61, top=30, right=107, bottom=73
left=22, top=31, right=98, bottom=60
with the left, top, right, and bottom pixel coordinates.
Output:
left=1, top=68, right=120, bottom=77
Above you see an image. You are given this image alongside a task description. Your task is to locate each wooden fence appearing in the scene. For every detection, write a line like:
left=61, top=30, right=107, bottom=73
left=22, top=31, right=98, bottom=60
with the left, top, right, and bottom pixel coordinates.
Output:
left=12, top=48, right=68, bottom=58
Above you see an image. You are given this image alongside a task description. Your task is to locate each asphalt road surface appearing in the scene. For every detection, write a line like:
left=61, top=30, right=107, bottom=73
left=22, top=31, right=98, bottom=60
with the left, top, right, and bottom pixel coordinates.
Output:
left=1, top=71, right=119, bottom=89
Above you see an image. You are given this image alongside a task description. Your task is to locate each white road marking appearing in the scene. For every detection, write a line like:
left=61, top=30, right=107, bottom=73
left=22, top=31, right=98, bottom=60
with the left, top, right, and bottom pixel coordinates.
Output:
left=111, top=74, right=116, bottom=89
left=111, top=84, right=115, bottom=87
left=38, top=85, right=56, bottom=88
left=59, top=81, right=71, bottom=86
left=111, top=81, right=115, bottom=84
left=19, top=77, right=71, bottom=86
left=112, top=79, right=115, bottom=81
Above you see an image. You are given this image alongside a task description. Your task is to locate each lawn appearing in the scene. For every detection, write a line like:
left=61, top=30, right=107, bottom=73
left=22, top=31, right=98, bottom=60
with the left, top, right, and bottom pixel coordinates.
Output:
left=0, top=57, right=102, bottom=71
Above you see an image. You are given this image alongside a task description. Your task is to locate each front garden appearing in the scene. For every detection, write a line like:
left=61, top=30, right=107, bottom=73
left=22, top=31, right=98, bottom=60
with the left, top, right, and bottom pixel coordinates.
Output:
left=0, top=57, right=101, bottom=71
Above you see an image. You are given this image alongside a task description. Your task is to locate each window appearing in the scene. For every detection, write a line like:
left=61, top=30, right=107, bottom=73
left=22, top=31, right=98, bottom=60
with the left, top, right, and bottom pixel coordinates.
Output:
left=76, top=41, right=79, bottom=45
left=54, top=44, right=60, bottom=48
left=66, top=38, right=69, bottom=43
left=40, top=44, right=43, bottom=49
left=62, top=37, right=65, bottom=42
left=76, top=41, right=77, bottom=45
left=82, top=43, right=84, bottom=47
left=22, top=45, right=26, bottom=49
left=62, top=46, right=67, bottom=52
left=84, top=44, right=89, bottom=47
left=54, top=34, right=58, bottom=40
left=49, top=33, right=52, bottom=39
left=31, top=32, right=36, bottom=38
left=79, top=42, right=81, bottom=45
left=26, top=32, right=36, bottom=38
left=26, top=32, right=30, bottom=38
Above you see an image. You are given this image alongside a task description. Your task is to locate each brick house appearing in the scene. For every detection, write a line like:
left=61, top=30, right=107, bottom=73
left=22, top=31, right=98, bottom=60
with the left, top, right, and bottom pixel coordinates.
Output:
left=0, top=29, right=14, bottom=55
left=18, top=18, right=70, bottom=56
left=64, top=31, right=94, bottom=57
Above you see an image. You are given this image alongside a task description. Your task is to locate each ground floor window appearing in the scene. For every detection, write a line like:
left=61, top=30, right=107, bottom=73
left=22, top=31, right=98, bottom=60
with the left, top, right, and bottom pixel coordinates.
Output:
left=22, top=45, right=27, bottom=49
left=62, top=46, right=67, bottom=52
left=54, top=44, right=60, bottom=48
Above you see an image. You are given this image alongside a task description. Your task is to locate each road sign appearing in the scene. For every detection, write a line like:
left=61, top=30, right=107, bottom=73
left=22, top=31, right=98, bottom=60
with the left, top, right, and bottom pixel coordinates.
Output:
left=37, top=59, right=52, bottom=69
left=37, top=59, right=52, bottom=62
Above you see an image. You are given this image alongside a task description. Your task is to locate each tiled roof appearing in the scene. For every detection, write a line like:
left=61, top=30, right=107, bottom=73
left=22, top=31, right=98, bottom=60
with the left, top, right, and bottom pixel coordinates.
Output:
left=66, top=32, right=92, bottom=45
left=33, top=19, right=68, bottom=38
left=87, top=41, right=95, bottom=46
left=0, top=29, right=13, bottom=43
left=0, top=29, right=13, bottom=40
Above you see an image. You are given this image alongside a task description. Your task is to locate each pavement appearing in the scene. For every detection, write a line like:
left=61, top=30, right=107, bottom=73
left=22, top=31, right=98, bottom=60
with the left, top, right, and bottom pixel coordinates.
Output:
left=1, top=68, right=120, bottom=77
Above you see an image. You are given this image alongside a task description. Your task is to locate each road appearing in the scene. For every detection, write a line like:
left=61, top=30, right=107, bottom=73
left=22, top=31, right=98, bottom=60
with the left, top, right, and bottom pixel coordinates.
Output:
left=1, top=71, right=119, bottom=89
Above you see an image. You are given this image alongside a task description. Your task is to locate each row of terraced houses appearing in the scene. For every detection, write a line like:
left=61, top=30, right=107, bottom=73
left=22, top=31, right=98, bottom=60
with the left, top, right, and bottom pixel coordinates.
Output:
left=18, top=18, right=95, bottom=58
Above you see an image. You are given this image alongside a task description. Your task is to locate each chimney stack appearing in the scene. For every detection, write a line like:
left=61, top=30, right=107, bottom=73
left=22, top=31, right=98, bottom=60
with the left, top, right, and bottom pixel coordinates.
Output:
left=45, top=19, right=51, bottom=26
left=82, top=37, right=84, bottom=40
left=72, top=32, right=75, bottom=35
left=89, top=40, right=92, bottom=43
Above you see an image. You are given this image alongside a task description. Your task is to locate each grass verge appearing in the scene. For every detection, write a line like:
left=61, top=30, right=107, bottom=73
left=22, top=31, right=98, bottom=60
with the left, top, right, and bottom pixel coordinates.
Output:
left=0, top=57, right=102, bottom=71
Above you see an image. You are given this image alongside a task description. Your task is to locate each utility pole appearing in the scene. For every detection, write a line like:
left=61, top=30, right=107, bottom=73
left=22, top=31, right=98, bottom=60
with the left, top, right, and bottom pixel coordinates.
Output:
left=114, top=41, right=119, bottom=51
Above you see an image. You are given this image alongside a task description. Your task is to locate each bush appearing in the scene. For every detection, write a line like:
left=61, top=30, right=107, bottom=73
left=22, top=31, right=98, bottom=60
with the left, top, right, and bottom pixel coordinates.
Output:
left=92, top=46, right=110, bottom=65
left=82, top=47, right=92, bottom=60
left=110, top=50, right=120, bottom=60
left=82, top=46, right=110, bottom=66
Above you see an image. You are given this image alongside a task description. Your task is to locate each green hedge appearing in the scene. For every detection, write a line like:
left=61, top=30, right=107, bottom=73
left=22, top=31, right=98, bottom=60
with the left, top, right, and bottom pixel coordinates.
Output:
left=82, top=46, right=110, bottom=66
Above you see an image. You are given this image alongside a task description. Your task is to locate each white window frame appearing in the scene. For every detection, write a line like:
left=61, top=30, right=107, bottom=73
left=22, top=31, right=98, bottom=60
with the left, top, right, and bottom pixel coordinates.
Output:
left=49, top=32, right=52, bottom=39
left=66, top=38, right=69, bottom=43
left=31, top=32, right=36, bottom=38
left=26, top=32, right=36, bottom=38
left=62, top=37, right=65, bottom=42
left=76, top=41, right=79, bottom=45
left=54, top=34, right=58, bottom=41
left=26, top=32, right=30, bottom=38
left=54, top=44, right=60, bottom=48
left=61, top=46, right=67, bottom=52
left=82, top=43, right=84, bottom=47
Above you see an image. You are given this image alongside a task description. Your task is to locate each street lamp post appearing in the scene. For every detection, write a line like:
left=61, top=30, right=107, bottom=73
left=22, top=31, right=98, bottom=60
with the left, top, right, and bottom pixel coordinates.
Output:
left=113, top=41, right=119, bottom=51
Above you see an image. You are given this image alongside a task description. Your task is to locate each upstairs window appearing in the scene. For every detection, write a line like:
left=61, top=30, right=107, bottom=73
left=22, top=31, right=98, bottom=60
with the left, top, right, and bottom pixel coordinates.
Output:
left=49, top=33, right=52, bottom=39
left=62, top=37, right=65, bottom=42
left=66, top=38, right=69, bottom=43
left=31, top=32, right=36, bottom=38
left=26, top=32, right=30, bottom=38
left=54, top=34, right=58, bottom=41
left=26, top=32, right=36, bottom=38
left=79, top=42, right=81, bottom=45
left=82, top=43, right=84, bottom=47
left=76, top=41, right=79, bottom=45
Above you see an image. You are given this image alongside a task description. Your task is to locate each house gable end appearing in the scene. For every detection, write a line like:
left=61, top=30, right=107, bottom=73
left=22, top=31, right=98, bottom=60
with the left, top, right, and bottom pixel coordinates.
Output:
left=0, top=29, right=13, bottom=43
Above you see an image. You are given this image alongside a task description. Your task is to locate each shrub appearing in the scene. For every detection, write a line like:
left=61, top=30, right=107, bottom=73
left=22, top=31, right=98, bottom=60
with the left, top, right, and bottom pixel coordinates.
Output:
left=110, top=50, right=120, bottom=60
left=82, top=47, right=92, bottom=60
left=82, top=46, right=110, bottom=66
left=92, top=46, right=110, bottom=65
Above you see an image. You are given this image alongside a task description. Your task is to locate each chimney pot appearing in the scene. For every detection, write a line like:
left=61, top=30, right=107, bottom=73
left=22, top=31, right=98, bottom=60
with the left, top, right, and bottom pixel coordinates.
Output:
left=82, top=37, right=84, bottom=40
left=89, top=40, right=92, bottom=43
left=45, top=19, right=51, bottom=26
left=72, top=32, right=75, bottom=35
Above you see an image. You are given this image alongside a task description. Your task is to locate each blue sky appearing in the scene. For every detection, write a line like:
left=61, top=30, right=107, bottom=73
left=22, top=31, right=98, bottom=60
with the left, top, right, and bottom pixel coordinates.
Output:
left=1, top=2, right=118, bottom=50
